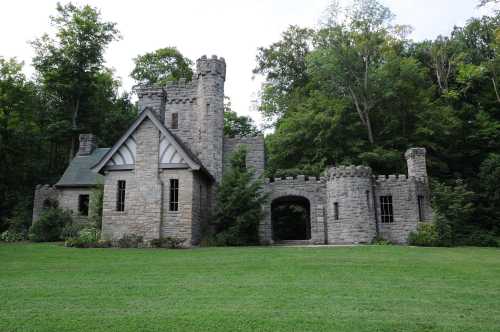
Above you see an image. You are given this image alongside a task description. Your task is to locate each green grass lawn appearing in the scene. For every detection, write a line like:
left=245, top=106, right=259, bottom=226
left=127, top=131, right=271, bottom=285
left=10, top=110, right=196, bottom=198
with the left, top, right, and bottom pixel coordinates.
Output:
left=1, top=244, right=500, bottom=332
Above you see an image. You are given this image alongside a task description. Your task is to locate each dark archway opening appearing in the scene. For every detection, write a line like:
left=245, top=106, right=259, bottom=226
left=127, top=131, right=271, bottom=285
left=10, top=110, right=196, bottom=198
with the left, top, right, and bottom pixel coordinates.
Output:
left=271, top=196, right=311, bottom=241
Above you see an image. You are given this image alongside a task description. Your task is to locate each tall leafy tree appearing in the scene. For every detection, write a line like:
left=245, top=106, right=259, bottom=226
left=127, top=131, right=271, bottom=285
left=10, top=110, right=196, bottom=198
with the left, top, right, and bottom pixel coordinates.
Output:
left=32, top=2, right=120, bottom=157
left=131, top=47, right=193, bottom=86
left=223, top=97, right=261, bottom=137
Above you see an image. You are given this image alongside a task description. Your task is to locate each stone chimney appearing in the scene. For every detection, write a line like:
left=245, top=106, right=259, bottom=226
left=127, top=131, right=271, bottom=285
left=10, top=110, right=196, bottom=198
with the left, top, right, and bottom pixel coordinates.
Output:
left=78, top=134, right=97, bottom=156
left=405, top=148, right=428, bottom=179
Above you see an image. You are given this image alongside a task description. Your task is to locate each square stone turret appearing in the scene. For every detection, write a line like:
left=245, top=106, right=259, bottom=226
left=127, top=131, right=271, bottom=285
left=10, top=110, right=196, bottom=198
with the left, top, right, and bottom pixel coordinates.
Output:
left=405, top=148, right=428, bottom=179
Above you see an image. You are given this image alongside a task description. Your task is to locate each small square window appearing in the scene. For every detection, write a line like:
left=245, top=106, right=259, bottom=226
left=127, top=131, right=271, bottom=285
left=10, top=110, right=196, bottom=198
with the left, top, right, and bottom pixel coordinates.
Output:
left=78, top=195, right=89, bottom=216
left=380, top=196, right=394, bottom=223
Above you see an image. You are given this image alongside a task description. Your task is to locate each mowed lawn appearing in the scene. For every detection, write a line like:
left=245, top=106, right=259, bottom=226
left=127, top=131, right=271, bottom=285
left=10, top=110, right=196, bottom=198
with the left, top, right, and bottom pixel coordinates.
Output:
left=1, top=244, right=500, bottom=332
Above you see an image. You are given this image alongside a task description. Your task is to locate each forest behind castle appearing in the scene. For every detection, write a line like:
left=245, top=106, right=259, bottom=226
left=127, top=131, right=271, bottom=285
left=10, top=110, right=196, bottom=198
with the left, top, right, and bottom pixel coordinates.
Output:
left=1, top=0, right=499, bottom=246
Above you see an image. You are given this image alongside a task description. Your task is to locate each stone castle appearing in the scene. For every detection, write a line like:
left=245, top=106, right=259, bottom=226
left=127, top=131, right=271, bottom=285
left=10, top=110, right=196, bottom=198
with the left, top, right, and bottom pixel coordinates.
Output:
left=33, top=55, right=432, bottom=246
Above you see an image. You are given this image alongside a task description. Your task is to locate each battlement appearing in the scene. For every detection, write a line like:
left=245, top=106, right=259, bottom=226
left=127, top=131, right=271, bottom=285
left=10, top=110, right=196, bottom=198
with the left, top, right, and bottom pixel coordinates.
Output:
left=327, top=166, right=372, bottom=179
left=196, top=55, right=226, bottom=80
left=375, top=174, right=409, bottom=182
left=265, top=175, right=327, bottom=184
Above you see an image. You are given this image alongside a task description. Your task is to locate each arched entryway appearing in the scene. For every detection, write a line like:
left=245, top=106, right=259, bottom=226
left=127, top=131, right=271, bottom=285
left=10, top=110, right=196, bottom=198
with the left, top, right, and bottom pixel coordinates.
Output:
left=271, top=196, right=311, bottom=242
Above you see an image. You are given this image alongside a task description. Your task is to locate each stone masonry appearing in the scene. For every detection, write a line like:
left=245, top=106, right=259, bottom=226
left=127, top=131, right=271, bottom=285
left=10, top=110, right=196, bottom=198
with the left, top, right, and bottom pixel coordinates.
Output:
left=33, top=54, right=432, bottom=246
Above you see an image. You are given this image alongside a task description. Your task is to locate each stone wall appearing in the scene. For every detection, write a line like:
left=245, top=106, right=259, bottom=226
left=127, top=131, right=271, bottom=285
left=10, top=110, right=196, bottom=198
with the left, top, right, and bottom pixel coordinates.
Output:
left=159, top=170, right=194, bottom=244
left=32, top=185, right=59, bottom=223
left=326, top=166, right=376, bottom=244
left=263, top=176, right=326, bottom=244
left=58, top=188, right=94, bottom=225
left=101, top=118, right=162, bottom=241
left=223, top=135, right=265, bottom=178
left=375, top=175, right=431, bottom=244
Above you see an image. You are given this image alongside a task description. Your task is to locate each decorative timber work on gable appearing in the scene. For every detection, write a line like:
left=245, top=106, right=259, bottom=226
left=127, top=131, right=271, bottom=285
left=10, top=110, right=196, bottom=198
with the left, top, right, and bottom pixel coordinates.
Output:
left=106, top=135, right=136, bottom=169
left=159, top=135, right=188, bottom=169
left=92, top=108, right=209, bottom=175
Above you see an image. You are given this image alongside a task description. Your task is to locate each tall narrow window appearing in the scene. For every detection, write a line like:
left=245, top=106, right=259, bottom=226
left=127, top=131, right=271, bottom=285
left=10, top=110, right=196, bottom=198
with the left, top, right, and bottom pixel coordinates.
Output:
left=418, top=195, right=424, bottom=222
left=366, top=190, right=370, bottom=208
left=171, top=113, right=178, bottom=129
left=78, top=195, right=89, bottom=216
left=116, top=180, right=126, bottom=212
left=334, top=202, right=339, bottom=220
left=380, top=196, right=394, bottom=223
left=169, top=179, right=179, bottom=211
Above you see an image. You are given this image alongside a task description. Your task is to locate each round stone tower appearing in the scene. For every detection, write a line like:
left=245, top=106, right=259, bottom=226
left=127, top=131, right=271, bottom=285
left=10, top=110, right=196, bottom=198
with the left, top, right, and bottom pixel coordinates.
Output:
left=195, top=55, right=226, bottom=182
left=326, top=166, right=376, bottom=244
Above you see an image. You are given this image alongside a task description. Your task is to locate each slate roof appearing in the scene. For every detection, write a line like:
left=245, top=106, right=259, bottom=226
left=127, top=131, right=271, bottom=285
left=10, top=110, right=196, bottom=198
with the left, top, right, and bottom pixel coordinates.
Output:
left=55, top=148, right=110, bottom=187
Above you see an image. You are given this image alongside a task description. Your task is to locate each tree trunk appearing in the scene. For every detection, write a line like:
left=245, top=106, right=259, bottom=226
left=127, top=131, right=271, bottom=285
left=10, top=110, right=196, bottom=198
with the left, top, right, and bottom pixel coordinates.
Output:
left=69, top=97, right=80, bottom=159
left=491, top=77, right=500, bottom=103
left=348, top=87, right=375, bottom=145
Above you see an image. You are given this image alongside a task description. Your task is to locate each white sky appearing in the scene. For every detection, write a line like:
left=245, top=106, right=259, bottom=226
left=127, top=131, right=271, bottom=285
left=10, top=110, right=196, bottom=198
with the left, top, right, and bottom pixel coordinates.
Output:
left=0, top=0, right=497, bottom=127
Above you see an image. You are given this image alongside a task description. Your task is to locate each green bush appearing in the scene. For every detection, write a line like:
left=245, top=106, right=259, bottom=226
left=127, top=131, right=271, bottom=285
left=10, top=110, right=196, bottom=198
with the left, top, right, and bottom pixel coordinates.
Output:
left=116, top=234, right=143, bottom=248
left=29, top=208, right=72, bottom=242
left=212, top=147, right=268, bottom=246
left=371, top=236, right=393, bottom=245
left=61, top=223, right=84, bottom=240
left=150, top=237, right=186, bottom=249
left=0, top=229, right=27, bottom=242
left=409, top=223, right=439, bottom=247
left=458, top=231, right=499, bottom=247
left=64, top=227, right=108, bottom=248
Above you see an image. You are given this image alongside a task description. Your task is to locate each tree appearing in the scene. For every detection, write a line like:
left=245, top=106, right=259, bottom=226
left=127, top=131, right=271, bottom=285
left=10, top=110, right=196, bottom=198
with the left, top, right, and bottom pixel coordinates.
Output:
left=0, top=57, right=43, bottom=231
left=309, top=0, right=411, bottom=145
left=223, top=97, right=260, bottom=137
left=253, top=25, right=314, bottom=123
left=212, top=147, right=268, bottom=245
left=131, top=47, right=193, bottom=86
left=32, top=2, right=120, bottom=157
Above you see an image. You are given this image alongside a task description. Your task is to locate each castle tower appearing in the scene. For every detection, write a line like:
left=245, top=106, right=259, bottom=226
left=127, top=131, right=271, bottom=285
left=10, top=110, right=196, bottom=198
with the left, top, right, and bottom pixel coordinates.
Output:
left=135, top=55, right=226, bottom=183
left=195, top=55, right=226, bottom=182
left=326, top=166, right=376, bottom=244
left=405, top=148, right=428, bottom=180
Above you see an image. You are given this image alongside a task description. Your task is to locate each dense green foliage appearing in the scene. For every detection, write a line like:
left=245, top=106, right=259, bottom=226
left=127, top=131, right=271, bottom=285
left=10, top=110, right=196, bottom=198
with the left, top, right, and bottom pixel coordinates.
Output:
left=212, top=147, right=268, bottom=245
left=1, top=243, right=500, bottom=331
left=254, top=0, right=500, bottom=242
left=131, top=47, right=194, bottom=86
left=0, top=3, right=136, bottom=232
left=28, top=208, right=73, bottom=242
left=223, top=97, right=261, bottom=137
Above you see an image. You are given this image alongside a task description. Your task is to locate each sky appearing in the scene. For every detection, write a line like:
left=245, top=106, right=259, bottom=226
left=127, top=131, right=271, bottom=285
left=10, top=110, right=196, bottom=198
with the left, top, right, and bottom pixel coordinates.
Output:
left=0, top=0, right=497, bottom=128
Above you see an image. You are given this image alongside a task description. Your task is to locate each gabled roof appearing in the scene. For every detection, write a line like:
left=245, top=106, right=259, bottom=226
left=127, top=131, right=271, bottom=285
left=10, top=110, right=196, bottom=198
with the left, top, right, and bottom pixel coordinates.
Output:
left=56, top=148, right=109, bottom=187
left=92, top=108, right=211, bottom=179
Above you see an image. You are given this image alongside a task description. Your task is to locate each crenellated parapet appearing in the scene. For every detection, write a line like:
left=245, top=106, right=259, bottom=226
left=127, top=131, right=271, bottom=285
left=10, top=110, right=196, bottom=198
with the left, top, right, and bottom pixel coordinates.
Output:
left=265, top=175, right=327, bottom=185
left=196, top=55, right=226, bottom=81
left=327, top=165, right=372, bottom=179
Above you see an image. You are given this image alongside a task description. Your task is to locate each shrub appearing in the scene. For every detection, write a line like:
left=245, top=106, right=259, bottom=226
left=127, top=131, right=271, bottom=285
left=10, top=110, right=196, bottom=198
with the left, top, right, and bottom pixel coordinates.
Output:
left=89, top=183, right=104, bottom=229
left=0, top=229, right=27, bottom=242
left=457, top=231, right=499, bottom=247
left=150, top=237, right=186, bottom=249
left=116, top=234, right=143, bottom=248
left=64, top=227, right=108, bottom=248
left=61, top=223, right=84, bottom=240
left=212, top=147, right=268, bottom=246
left=29, top=208, right=72, bottom=242
left=371, top=235, right=392, bottom=245
left=409, top=223, right=439, bottom=247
